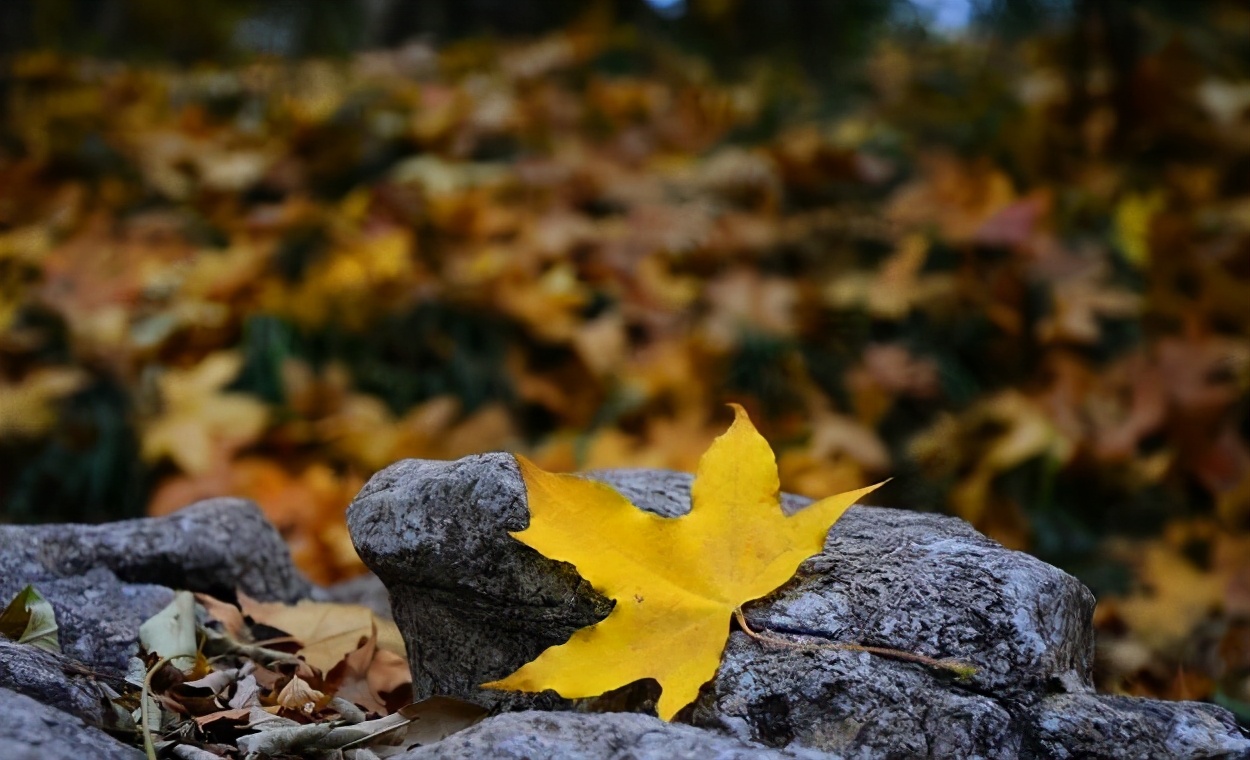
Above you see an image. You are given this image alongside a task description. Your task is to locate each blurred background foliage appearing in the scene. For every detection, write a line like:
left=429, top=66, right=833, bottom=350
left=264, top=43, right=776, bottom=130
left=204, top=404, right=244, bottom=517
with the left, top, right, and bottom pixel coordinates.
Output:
left=3, top=0, right=1250, bottom=716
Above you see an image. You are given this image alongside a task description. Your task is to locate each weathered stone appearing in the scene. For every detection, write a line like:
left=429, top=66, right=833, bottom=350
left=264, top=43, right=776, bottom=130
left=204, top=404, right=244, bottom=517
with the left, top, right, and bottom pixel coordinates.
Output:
left=0, top=640, right=125, bottom=728
left=0, top=497, right=310, bottom=602
left=0, top=567, right=173, bottom=675
left=0, top=686, right=142, bottom=760
left=309, top=571, right=394, bottom=621
left=348, top=455, right=606, bottom=713
left=348, top=454, right=1250, bottom=758
left=1021, top=693, right=1250, bottom=759
left=394, top=710, right=831, bottom=759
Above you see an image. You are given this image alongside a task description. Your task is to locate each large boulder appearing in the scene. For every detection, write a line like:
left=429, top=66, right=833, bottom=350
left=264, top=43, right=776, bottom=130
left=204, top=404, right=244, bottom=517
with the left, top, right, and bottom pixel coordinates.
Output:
left=347, top=454, right=1250, bottom=759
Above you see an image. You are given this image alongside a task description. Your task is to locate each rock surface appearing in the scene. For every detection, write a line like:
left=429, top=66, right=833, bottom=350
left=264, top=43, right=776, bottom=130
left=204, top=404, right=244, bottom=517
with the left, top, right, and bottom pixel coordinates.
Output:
left=0, top=497, right=310, bottom=603
left=0, top=639, right=125, bottom=728
left=395, top=710, right=829, bottom=759
left=0, top=568, right=174, bottom=675
left=0, top=687, right=142, bottom=760
left=348, top=454, right=1250, bottom=759
left=1022, top=694, right=1250, bottom=759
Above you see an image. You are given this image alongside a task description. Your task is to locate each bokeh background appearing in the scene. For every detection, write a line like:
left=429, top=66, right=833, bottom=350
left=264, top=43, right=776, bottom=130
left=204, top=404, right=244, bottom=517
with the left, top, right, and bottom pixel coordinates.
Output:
left=2, top=0, right=1250, bottom=717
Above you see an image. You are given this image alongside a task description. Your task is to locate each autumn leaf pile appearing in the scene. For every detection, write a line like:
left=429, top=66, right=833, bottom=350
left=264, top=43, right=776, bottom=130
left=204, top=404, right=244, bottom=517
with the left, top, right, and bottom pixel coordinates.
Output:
left=3, top=12, right=1250, bottom=712
left=1, top=583, right=485, bottom=756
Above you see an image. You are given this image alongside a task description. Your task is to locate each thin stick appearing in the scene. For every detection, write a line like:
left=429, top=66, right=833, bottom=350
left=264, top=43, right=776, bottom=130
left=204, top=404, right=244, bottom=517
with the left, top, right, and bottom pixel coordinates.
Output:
left=141, top=655, right=174, bottom=760
left=732, top=608, right=975, bottom=678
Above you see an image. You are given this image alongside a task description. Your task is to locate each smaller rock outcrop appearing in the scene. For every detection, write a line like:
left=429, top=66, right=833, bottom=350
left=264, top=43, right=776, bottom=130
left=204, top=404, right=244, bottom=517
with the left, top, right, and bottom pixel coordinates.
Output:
left=0, top=497, right=310, bottom=604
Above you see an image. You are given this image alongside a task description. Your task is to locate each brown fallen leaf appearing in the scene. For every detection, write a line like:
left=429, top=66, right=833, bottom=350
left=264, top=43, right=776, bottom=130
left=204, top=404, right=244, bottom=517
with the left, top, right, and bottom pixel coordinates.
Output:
left=326, top=622, right=391, bottom=715
left=237, top=592, right=407, bottom=675
left=275, top=674, right=329, bottom=715
left=195, top=594, right=247, bottom=639
left=194, top=707, right=252, bottom=729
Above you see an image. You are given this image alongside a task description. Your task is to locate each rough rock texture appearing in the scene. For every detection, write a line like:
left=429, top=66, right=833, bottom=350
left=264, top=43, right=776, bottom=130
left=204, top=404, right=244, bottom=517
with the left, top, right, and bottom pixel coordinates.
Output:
left=396, top=711, right=828, bottom=759
left=348, top=454, right=1250, bottom=759
left=0, top=640, right=125, bottom=728
left=0, top=568, right=174, bottom=675
left=1022, top=694, right=1250, bottom=759
left=0, top=497, right=310, bottom=603
left=0, top=687, right=142, bottom=760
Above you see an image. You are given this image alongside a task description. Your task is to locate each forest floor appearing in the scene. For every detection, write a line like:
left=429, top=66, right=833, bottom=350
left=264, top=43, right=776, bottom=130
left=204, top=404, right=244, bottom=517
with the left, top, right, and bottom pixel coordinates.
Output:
left=2, top=19, right=1250, bottom=716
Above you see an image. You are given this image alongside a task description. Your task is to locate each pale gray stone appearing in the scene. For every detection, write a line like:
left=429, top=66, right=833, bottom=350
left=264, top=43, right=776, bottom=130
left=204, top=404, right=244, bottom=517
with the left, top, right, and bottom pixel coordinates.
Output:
left=1021, top=693, right=1250, bottom=759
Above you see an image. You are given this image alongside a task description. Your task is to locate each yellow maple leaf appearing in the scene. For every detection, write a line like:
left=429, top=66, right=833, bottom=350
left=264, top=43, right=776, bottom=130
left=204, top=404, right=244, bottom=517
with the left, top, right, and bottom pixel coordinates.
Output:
left=1113, top=190, right=1164, bottom=268
left=484, top=404, right=884, bottom=720
left=140, top=352, right=268, bottom=475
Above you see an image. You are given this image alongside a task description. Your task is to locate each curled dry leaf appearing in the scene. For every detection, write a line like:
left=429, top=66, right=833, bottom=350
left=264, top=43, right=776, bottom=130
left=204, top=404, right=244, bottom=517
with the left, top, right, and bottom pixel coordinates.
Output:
left=0, top=584, right=60, bottom=653
left=275, top=674, right=329, bottom=715
left=327, top=621, right=411, bottom=715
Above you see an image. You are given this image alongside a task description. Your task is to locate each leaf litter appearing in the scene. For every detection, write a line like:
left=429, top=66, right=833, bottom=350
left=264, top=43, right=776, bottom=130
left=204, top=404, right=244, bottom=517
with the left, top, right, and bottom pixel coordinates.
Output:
left=106, top=590, right=485, bottom=759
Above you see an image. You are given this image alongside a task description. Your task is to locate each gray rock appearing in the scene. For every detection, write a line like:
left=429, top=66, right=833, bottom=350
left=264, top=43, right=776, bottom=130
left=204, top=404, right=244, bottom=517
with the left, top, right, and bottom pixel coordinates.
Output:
left=0, top=639, right=125, bottom=728
left=348, top=455, right=606, bottom=713
left=1, top=567, right=174, bottom=675
left=0, top=686, right=143, bottom=760
left=347, top=454, right=1250, bottom=759
left=1021, top=693, right=1250, bottom=759
left=394, top=710, right=830, bottom=759
left=0, top=497, right=310, bottom=602
left=310, top=571, right=394, bottom=621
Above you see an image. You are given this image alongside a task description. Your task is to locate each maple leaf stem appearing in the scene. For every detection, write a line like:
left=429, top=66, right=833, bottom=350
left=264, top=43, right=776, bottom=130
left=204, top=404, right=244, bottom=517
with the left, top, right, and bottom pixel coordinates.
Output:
left=732, top=608, right=976, bottom=679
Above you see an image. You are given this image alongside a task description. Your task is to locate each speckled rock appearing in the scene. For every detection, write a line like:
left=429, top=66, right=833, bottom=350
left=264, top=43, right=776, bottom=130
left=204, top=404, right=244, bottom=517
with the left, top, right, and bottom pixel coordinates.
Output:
left=1021, top=693, right=1250, bottom=759
left=0, top=640, right=125, bottom=728
left=348, top=453, right=1250, bottom=759
left=395, top=710, right=831, bottom=759
left=0, top=497, right=310, bottom=603
left=0, top=568, right=173, bottom=675
left=0, top=687, right=142, bottom=760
